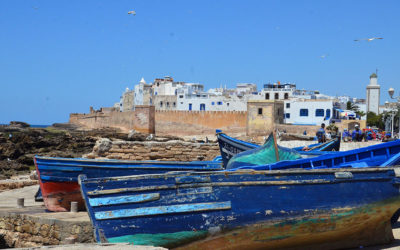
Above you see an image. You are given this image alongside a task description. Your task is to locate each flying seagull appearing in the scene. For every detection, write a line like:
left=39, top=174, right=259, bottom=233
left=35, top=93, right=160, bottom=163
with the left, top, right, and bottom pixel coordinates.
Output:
left=128, top=10, right=136, bottom=15
left=354, top=37, right=383, bottom=42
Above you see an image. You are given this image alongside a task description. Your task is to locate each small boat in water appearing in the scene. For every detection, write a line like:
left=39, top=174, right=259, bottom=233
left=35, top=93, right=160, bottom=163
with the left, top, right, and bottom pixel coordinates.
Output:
left=34, top=156, right=223, bottom=212
left=216, top=129, right=340, bottom=166
left=79, top=165, right=400, bottom=249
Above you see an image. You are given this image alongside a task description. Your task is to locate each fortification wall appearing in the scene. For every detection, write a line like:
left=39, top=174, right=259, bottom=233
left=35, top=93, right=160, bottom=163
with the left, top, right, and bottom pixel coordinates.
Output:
left=69, top=106, right=155, bottom=134
left=155, top=110, right=247, bottom=137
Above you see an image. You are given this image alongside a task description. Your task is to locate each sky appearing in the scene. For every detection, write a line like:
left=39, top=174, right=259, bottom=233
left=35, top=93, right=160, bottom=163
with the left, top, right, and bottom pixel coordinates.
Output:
left=1, top=0, right=399, bottom=124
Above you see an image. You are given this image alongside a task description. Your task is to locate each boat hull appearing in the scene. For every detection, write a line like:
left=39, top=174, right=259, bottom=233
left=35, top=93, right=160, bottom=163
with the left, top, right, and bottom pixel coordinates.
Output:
left=228, top=139, right=400, bottom=170
left=216, top=130, right=340, bottom=167
left=40, top=181, right=84, bottom=212
left=79, top=167, right=400, bottom=249
left=34, top=156, right=223, bottom=212
left=179, top=199, right=397, bottom=249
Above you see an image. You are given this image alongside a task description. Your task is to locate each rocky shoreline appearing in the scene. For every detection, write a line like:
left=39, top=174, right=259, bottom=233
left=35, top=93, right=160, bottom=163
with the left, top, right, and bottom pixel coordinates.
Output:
left=0, top=125, right=96, bottom=179
left=0, top=122, right=208, bottom=186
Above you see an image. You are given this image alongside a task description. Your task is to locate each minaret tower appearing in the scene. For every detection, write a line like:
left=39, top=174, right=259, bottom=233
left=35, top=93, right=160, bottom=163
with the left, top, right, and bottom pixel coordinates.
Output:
left=366, top=73, right=380, bottom=114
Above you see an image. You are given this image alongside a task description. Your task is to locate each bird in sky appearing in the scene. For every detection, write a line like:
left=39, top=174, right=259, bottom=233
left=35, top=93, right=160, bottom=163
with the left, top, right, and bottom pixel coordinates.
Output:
left=128, top=10, right=136, bottom=15
left=354, top=37, right=383, bottom=42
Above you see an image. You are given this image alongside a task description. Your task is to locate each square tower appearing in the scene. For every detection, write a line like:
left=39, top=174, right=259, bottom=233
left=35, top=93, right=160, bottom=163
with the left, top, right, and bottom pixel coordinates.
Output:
left=366, top=73, right=380, bottom=114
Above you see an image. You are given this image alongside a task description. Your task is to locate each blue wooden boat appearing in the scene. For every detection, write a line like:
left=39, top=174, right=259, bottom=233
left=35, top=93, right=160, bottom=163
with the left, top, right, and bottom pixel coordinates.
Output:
left=216, top=129, right=340, bottom=166
left=34, top=156, right=223, bottom=212
left=228, top=139, right=400, bottom=170
left=79, top=164, right=400, bottom=249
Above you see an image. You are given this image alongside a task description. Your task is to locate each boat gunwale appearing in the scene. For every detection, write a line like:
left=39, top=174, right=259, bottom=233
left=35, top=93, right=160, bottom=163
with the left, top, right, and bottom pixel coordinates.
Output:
left=36, top=161, right=223, bottom=170
left=217, top=130, right=339, bottom=153
left=85, top=176, right=394, bottom=196
left=35, top=155, right=222, bottom=166
left=80, top=166, right=399, bottom=184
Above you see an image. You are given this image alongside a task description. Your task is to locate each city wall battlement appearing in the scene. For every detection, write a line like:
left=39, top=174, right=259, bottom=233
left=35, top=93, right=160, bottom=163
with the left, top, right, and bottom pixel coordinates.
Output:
left=69, top=107, right=247, bottom=136
left=69, top=106, right=365, bottom=137
left=155, top=110, right=247, bottom=136
left=69, top=106, right=155, bottom=134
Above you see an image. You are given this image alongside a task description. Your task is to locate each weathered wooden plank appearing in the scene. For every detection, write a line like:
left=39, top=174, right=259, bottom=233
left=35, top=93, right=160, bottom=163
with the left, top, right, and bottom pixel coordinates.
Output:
left=175, top=176, right=211, bottom=184
left=94, top=201, right=231, bottom=220
left=89, top=193, right=160, bottom=207
left=87, top=177, right=392, bottom=196
left=334, top=172, right=353, bottom=179
left=37, top=166, right=83, bottom=171
left=177, top=186, right=213, bottom=195
left=40, top=175, right=77, bottom=182
left=82, top=167, right=393, bottom=184
left=87, top=184, right=177, bottom=196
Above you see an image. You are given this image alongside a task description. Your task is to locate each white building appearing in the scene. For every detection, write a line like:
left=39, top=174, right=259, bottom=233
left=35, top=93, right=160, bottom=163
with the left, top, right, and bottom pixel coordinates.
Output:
left=259, top=82, right=296, bottom=100
left=356, top=103, right=367, bottom=120
left=235, top=83, right=257, bottom=96
left=366, top=73, right=380, bottom=114
left=153, top=76, right=186, bottom=96
left=283, top=99, right=333, bottom=125
left=176, top=93, right=250, bottom=111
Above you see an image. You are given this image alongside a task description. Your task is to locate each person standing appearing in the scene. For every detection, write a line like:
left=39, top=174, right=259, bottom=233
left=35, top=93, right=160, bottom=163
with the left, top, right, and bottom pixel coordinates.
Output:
left=316, top=123, right=326, bottom=143
left=352, top=125, right=363, bottom=142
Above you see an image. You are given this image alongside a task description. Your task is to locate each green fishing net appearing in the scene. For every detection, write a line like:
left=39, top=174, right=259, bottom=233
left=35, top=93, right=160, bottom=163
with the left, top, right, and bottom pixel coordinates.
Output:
left=226, top=134, right=302, bottom=169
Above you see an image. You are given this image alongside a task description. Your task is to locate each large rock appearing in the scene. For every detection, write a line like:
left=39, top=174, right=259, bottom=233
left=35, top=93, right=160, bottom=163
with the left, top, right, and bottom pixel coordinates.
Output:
left=9, top=121, right=30, bottom=128
left=92, top=138, right=112, bottom=157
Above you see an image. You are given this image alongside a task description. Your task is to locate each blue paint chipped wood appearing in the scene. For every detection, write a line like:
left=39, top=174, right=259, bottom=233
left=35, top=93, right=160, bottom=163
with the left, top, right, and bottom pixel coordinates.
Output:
left=34, top=155, right=224, bottom=211
left=175, top=175, right=211, bottom=184
left=79, top=166, right=400, bottom=249
left=334, top=172, right=353, bottom=179
left=177, top=186, right=213, bottom=195
left=89, top=193, right=160, bottom=207
left=94, top=201, right=231, bottom=220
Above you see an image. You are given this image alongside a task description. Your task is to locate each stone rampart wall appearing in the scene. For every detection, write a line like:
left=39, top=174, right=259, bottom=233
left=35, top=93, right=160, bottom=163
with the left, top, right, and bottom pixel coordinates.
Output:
left=69, top=106, right=155, bottom=134
left=155, top=110, right=247, bottom=137
left=87, top=140, right=220, bottom=162
left=0, top=211, right=93, bottom=248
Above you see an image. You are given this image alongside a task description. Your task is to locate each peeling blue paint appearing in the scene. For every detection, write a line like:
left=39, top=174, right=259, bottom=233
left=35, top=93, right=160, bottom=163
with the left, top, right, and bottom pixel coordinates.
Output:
left=95, top=201, right=231, bottom=220
left=89, top=193, right=160, bottom=207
